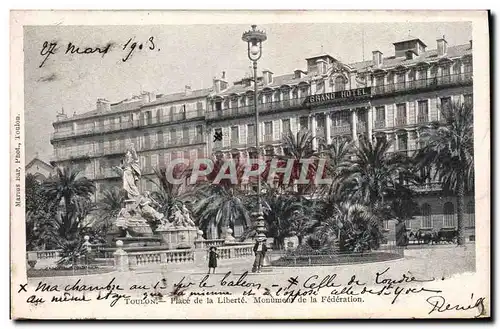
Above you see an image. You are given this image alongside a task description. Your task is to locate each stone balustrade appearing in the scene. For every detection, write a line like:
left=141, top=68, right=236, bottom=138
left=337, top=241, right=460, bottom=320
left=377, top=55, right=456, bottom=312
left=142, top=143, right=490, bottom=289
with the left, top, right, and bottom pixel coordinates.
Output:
left=194, top=239, right=225, bottom=249
left=114, top=241, right=254, bottom=271
left=28, top=249, right=62, bottom=260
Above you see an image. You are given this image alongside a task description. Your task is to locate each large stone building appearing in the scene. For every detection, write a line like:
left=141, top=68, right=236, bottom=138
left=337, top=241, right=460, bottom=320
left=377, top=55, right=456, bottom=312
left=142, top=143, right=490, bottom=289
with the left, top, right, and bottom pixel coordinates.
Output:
left=50, top=35, right=475, bottom=241
left=50, top=87, right=210, bottom=200
left=205, top=36, right=474, bottom=240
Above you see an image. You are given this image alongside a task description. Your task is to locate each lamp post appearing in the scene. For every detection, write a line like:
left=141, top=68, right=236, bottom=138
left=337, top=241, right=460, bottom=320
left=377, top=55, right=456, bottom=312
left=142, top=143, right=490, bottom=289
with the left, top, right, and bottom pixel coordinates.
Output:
left=242, top=25, right=267, bottom=241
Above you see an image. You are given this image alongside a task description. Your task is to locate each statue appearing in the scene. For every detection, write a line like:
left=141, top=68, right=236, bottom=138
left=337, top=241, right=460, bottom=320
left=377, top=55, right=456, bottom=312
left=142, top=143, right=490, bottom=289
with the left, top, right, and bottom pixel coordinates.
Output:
left=181, top=204, right=196, bottom=227
left=169, top=204, right=196, bottom=227
left=137, top=192, right=165, bottom=224
left=114, top=143, right=141, bottom=200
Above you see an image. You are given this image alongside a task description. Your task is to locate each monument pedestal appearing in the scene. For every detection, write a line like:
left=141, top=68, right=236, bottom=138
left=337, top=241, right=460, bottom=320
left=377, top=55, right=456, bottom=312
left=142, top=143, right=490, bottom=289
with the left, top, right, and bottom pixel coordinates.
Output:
left=156, top=226, right=198, bottom=249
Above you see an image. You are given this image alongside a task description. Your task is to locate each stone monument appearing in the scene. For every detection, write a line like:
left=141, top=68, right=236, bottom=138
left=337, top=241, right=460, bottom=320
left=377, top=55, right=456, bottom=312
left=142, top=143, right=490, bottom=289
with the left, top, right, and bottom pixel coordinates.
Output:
left=109, top=143, right=199, bottom=249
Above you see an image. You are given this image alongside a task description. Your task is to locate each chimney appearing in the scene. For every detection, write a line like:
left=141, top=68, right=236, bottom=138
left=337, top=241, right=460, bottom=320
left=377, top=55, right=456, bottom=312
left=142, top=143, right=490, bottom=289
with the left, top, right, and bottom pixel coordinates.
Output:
left=294, top=69, right=305, bottom=79
left=185, top=85, right=192, bottom=96
left=372, top=50, right=383, bottom=67
left=96, top=98, right=111, bottom=112
left=469, top=39, right=473, bottom=49
left=140, top=91, right=156, bottom=103
left=56, top=107, right=67, bottom=121
left=437, top=36, right=447, bottom=56
left=262, top=69, right=273, bottom=85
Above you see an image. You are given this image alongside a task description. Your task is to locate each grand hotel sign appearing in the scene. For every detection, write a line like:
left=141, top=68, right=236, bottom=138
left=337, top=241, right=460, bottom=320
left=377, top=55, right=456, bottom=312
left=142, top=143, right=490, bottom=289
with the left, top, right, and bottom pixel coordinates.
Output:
left=304, top=87, right=371, bottom=106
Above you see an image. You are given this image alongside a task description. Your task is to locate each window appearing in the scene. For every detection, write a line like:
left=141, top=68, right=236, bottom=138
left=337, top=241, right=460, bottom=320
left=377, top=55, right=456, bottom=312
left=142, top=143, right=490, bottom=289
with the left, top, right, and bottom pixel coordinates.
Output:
left=196, top=125, right=203, bottom=140
left=196, top=101, right=203, bottom=111
left=464, top=94, right=473, bottom=107
left=464, top=61, right=472, bottom=73
left=264, top=121, right=273, bottom=142
left=299, top=116, right=309, bottom=131
left=397, top=133, right=408, bottom=151
left=396, top=103, right=407, bottom=126
left=230, top=97, right=238, bottom=109
left=215, top=102, right=222, bottom=111
left=396, top=72, right=405, bottom=90
left=334, top=76, right=346, bottom=92
left=421, top=203, right=432, bottom=228
left=282, top=119, right=291, bottom=135
left=375, top=75, right=385, bottom=87
left=231, top=126, right=239, bottom=145
left=316, top=81, right=325, bottom=94
left=316, top=114, right=326, bottom=137
left=145, top=155, right=151, bottom=173
left=170, top=128, right=177, bottom=143
left=417, top=100, right=429, bottom=123
left=146, top=111, right=153, bottom=125
left=300, top=86, right=309, bottom=98
left=440, top=97, right=452, bottom=112
left=247, top=124, right=255, bottom=143
left=292, top=89, right=299, bottom=99
left=265, top=93, right=272, bottom=104
left=157, top=131, right=164, bottom=147
left=169, top=106, right=176, bottom=119
left=214, top=128, right=222, bottom=148
left=198, top=148, right=205, bottom=159
left=143, top=132, right=151, bottom=150
left=375, top=106, right=385, bottom=128
left=443, top=202, right=455, bottom=227
left=467, top=201, right=475, bottom=227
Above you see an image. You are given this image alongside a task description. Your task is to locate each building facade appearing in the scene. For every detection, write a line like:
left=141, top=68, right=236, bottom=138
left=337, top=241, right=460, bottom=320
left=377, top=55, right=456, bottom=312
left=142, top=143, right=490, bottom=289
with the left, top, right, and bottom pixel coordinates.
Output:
left=205, top=36, right=474, bottom=240
left=50, top=35, right=475, bottom=241
left=50, top=87, right=210, bottom=200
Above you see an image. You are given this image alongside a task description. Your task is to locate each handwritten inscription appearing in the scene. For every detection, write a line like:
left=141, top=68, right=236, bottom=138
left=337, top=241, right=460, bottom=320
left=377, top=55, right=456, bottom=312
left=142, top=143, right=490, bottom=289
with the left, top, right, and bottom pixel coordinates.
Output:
left=426, top=294, right=486, bottom=317
left=19, top=269, right=487, bottom=317
left=38, top=37, right=160, bottom=68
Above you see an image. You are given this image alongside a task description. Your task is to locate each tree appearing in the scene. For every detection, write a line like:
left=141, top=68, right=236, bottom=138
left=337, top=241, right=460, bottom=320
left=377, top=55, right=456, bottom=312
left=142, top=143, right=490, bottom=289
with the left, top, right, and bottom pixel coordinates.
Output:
left=244, top=186, right=311, bottom=249
left=279, top=129, right=319, bottom=195
left=416, top=101, right=474, bottom=245
left=341, top=136, right=415, bottom=208
left=41, top=167, right=95, bottom=239
left=25, top=174, right=58, bottom=250
left=147, top=164, right=193, bottom=220
left=94, top=187, right=126, bottom=235
left=192, top=157, right=251, bottom=238
left=314, top=201, right=382, bottom=253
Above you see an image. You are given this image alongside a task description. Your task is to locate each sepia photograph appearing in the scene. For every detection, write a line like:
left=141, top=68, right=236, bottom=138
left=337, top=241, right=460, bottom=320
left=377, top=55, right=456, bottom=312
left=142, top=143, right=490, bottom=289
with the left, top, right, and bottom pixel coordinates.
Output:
left=10, top=10, right=490, bottom=319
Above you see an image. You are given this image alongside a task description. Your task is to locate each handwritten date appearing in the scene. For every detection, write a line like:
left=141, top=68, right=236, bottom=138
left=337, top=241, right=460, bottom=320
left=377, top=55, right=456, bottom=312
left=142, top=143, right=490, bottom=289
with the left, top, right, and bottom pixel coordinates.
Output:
left=38, top=37, right=159, bottom=68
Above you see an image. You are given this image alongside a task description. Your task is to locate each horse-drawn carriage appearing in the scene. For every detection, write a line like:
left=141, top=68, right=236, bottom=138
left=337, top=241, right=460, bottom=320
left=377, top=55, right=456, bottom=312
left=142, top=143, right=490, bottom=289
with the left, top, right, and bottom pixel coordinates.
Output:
left=407, top=227, right=458, bottom=245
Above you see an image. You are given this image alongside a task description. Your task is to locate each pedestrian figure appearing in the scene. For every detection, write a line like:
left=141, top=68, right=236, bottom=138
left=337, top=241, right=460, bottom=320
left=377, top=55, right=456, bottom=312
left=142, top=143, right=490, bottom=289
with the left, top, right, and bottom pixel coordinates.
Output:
left=208, top=246, right=219, bottom=274
left=252, top=236, right=268, bottom=273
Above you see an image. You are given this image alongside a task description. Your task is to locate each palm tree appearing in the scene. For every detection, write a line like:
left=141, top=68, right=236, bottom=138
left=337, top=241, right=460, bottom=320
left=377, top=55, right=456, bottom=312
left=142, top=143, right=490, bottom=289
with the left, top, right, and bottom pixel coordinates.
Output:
left=94, top=187, right=125, bottom=234
left=147, top=165, right=192, bottom=219
left=341, top=136, right=415, bottom=208
left=314, top=201, right=382, bottom=253
left=416, top=101, right=474, bottom=245
left=41, top=167, right=95, bottom=239
left=193, top=183, right=251, bottom=239
left=321, top=137, right=353, bottom=196
left=279, top=129, right=318, bottom=195
left=245, top=187, right=310, bottom=249
left=192, top=157, right=251, bottom=239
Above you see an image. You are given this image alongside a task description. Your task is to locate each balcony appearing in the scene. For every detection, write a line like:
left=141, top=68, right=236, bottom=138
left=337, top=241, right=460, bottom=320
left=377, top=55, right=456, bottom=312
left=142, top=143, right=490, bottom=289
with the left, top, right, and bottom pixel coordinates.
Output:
left=51, top=109, right=205, bottom=141
left=372, top=73, right=472, bottom=96
left=395, top=117, right=407, bottom=127
left=331, top=125, right=351, bottom=136
left=206, top=98, right=308, bottom=121
left=374, top=120, right=385, bottom=129
left=417, top=115, right=429, bottom=124
left=263, top=134, right=274, bottom=143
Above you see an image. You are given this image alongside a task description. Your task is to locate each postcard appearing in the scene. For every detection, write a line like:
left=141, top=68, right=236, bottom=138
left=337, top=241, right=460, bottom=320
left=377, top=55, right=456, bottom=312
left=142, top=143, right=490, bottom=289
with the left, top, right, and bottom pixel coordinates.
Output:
left=10, top=10, right=490, bottom=319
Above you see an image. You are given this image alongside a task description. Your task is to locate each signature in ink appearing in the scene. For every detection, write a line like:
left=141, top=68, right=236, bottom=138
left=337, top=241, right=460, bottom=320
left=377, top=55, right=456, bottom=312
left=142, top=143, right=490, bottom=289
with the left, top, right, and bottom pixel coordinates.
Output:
left=426, top=294, right=486, bottom=317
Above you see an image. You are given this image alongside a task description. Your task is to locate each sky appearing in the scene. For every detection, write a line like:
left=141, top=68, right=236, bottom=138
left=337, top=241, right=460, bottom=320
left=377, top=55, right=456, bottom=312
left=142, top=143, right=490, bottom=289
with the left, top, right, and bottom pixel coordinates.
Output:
left=24, top=21, right=472, bottom=162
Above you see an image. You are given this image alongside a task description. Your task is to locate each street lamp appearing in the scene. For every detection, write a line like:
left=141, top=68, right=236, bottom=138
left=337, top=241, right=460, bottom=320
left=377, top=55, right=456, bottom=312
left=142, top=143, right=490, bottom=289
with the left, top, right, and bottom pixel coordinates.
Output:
left=242, top=25, right=267, bottom=241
